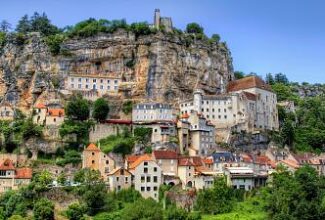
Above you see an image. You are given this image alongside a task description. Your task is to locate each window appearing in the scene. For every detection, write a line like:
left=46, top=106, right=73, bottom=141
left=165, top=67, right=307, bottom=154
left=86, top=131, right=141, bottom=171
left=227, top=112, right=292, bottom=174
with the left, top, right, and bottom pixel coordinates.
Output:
left=100, top=85, right=103, bottom=89
left=85, top=85, right=89, bottom=89
left=218, top=108, right=221, bottom=112
left=92, top=152, right=95, bottom=156
left=92, top=160, right=95, bottom=164
left=107, top=80, right=110, bottom=83
left=224, top=109, right=226, bottom=113
left=70, top=84, right=74, bottom=88
left=224, top=115, right=227, bottom=119
left=141, top=176, right=145, bottom=183
left=125, top=177, right=128, bottom=183
left=144, top=168, right=148, bottom=173
left=153, top=167, right=157, bottom=172
left=53, top=118, right=56, bottom=122
left=107, top=86, right=110, bottom=90
left=154, top=186, right=158, bottom=191
left=78, top=78, right=81, bottom=82
left=147, top=187, right=151, bottom=191
left=86, top=78, right=89, bottom=83
left=93, top=79, right=96, bottom=83
left=147, top=176, right=151, bottom=182
left=100, top=79, right=103, bottom=83
left=153, top=176, right=158, bottom=182
left=114, top=80, right=118, bottom=84
left=106, top=160, right=109, bottom=164
left=116, top=177, right=119, bottom=181
left=144, top=162, right=148, bottom=166
left=218, top=115, right=221, bottom=119
left=141, top=187, right=145, bottom=191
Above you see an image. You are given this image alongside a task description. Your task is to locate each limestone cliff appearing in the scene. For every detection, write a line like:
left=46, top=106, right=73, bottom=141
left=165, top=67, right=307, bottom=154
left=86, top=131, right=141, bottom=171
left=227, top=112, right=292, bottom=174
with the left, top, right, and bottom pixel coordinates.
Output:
left=0, top=30, right=234, bottom=114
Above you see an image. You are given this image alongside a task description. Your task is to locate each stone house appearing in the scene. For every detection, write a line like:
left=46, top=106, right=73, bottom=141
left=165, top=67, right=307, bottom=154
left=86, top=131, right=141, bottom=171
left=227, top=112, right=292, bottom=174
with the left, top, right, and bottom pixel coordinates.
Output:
left=177, top=112, right=216, bottom=156
left=132, top=103, right=175, bottom=123
left=65, top=74, right=121, bottom=96
left=82, top=143, right=116, bottom=180
left=45, top=108, right=65, bottom=126
left=33, top=103, right=47, bottom=125
left=0, top=103, right=15, bottom=121
left=224, top=167, right=256, bottom=190
left=179, top=76, right=279, bottom=140
left=128, top=154, right=162, bottom=201
left=211, top=151, right=240, bottom=171
left=107, top=167, right=133, bottom=191
left=0, top=159, right=32, bottom=193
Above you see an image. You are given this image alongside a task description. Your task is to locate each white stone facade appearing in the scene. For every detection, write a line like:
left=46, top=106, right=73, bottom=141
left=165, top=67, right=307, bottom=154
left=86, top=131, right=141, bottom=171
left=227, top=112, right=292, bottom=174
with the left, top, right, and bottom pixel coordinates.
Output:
left=132, top=103, right=175, bottom=122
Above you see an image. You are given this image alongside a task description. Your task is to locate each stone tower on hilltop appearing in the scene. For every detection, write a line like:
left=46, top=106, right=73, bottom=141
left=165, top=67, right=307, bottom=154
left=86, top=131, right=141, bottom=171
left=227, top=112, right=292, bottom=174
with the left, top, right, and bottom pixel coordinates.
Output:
left=153, top=9, right=173, bottom=32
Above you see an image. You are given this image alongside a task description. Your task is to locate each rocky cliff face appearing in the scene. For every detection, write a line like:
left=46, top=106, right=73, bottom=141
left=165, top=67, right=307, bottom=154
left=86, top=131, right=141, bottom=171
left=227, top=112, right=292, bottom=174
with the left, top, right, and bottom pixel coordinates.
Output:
left=0, top=30, right=234, bottom=114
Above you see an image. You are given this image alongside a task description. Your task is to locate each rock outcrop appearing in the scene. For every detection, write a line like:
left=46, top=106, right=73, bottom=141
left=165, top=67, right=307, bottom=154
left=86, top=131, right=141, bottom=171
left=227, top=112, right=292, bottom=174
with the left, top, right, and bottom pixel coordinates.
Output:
left=0, top=30, right=234, bottom=114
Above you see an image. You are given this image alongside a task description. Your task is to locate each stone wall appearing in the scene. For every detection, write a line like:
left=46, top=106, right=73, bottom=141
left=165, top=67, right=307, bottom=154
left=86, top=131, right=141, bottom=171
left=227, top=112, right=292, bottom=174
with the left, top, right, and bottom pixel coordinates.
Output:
left=89, top=123, right=131, bottom=143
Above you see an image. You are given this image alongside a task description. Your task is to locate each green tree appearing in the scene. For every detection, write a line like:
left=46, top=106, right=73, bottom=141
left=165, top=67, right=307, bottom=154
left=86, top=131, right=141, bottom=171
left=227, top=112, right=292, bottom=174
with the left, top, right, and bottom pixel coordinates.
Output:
left=34, top=170, right=53, bottom=191
left=195, top=177, right=234, bottom=214
left=33, top=198, right=55, bottom=220
left=92, top=98, right=109, bottom=121
left=66, top=203, right=86, bottom=220
left=29, top=12, right=60, bottom=36
left=45, top=34, right=65, bottom=55
left=133, top=127, right=152, bottom=147
left=234, top=71, right=245, bottom=80
left=209, top=34, right=220, bottom=43
left=164, top=206, right=188, bottom=220
left=120, top=198, right=163, bottom=220
left=186, top=23, right=204, bottom=34
left=281, top=119, right=295, bottom=147
left=265, top=73, right=275, bottom=85
left=65, top=95, right=90, bottom=121
left=16, top=15, right=30, bottom=33
left=57, top=172, right=66, bottom=185
left=274, top=73, right=289, bottom=85
left=8, top=215, right=24, bottom=220
left=0, top=20, right=11, bottom=33
left=130, top=22, right=153, bottom=38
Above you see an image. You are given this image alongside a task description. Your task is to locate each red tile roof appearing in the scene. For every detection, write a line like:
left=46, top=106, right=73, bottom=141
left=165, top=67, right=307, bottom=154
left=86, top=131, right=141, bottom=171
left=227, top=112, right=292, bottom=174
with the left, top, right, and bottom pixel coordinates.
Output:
left=227, top=76, right=272, bottom=92
left=279, top=159, right=300, bottom=169
left=15, top=168, right=32, bottom=179
left=129, top=154, right=153, bottom=170
left=126, top=155, right=141, bottom=164
left=85, top=143, right=101, bottom=152
left=243, top=91, right=257, bottom=101
left=47, top=109, right=64, bottom=117
left=153, top=150, right=178, bottom=159
left=0, top=159, right=15, bottom=170
left=35, top=103, right=46, bottom=109
left=181, top=113, right=189, bottom=119
left=178, top=158, right=194, bottom=166
left=203, top=158, right=214, bottom=165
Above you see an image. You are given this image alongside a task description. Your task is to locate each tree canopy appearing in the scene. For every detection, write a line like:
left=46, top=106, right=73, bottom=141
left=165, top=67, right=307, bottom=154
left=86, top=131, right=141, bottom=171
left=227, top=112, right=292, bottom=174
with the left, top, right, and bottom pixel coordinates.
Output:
left=92, top=98, right=109, bottom=121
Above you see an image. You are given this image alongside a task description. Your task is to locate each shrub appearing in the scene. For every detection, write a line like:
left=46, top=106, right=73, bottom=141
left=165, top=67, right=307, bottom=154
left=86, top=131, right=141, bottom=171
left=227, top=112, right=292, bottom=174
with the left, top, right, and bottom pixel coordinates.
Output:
left=33, top=198, right=55, bottom=220
left=186, top=23, right=204, bottom=34
left=66, top=203, right=86, bottom=220
left=129, top=22, right=154, bottom=38
left=44, top=34, right=65, bottom=55
left=122, top=100, right=133, bottom=114
left=65, top=95, right=90, bottom=121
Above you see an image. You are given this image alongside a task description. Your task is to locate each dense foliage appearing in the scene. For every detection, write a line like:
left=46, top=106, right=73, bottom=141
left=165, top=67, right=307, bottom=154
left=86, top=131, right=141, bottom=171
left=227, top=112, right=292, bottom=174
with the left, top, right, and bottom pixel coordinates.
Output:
left=92, top=98, right=109, bottom=121
left=65, top=95, right=90, bottom=121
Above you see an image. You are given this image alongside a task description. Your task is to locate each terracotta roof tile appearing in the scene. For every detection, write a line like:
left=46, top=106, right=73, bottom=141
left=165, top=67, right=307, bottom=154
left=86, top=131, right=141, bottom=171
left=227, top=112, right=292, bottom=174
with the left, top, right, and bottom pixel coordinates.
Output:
left=153, top=150, right=178, bottom=159
left=85, top=143, right=101, bottom=152
left=203, top=158, right=214, bottom=165
left=0, top=159, right=15, bottom=170
left=279, top=159, right=300, bottom=169
left=126, top=155, right=141, bottom=164
left=227, top=76, right=272, bottom=92
left=15, top=168, right=32, bottom=179
left=178, top=158, right=194, bottom=166
left=129, top=154, right=153, bottom=169
left=243, top=91, right=257, bottom=101
left=47, top=109, right=65, bottom=117
left=35, top=103, right=47, bottom=109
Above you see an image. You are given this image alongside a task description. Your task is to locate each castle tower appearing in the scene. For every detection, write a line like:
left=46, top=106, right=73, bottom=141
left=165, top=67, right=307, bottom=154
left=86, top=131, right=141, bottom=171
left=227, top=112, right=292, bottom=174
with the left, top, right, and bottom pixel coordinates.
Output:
left=154, top=9, right=161, bottom=28
left=193, top=89, right=203, bottom=114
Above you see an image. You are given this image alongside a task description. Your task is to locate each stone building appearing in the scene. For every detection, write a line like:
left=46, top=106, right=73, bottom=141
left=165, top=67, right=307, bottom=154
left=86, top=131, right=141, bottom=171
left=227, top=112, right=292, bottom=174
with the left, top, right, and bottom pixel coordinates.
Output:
left=0, top=103, right=14, bottom=121
left=0, top=159, right=32, bottom=193
left=153, top=9, right=173, bottom=32
left=128, top=154, right=162, bottom=201
left=107, top=167, right=133, bottom=192
left=82, top=143, right=116, bottom=180
left=33, top=103, right=65, bottom=126
left=65, top=74, right=121, bottom=97
left=179, top=76, right=279, bottom=140
left=132, top=103, right=175, bottom=123
left=177, top=111, right=216, bottom=156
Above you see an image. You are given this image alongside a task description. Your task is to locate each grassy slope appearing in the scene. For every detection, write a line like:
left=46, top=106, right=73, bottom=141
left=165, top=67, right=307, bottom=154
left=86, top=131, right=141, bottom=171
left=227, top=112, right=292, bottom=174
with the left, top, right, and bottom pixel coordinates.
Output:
left=202, top=198, right=268, bottom=220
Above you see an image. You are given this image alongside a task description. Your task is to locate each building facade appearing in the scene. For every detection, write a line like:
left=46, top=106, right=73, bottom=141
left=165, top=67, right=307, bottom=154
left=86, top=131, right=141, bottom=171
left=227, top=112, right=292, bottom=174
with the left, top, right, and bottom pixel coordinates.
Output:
left=0, top=104, right=14, bottom=121
left=82, top=143, right=116, bottom=180
left=107, top=167, right=133, bottom=191
left=65, top=74, right=121, bottom=96
left=129, top=154, right=162, bottom=201
left=132, top=103, right=175, bottom=123
left=179, top=76, right=279, bottom=137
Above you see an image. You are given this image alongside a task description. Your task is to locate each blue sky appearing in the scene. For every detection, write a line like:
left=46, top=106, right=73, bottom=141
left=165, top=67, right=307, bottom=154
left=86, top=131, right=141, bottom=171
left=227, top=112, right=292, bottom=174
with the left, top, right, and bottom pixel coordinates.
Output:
left=1, top=0, right=324, bottom=83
